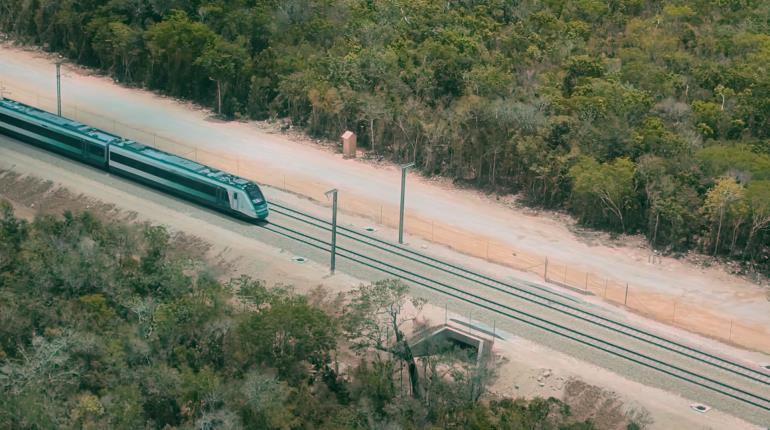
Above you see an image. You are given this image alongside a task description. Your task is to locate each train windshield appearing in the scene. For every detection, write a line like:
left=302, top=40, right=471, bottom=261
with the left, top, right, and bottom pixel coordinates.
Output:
left=244, top=183, right=265, bottom=203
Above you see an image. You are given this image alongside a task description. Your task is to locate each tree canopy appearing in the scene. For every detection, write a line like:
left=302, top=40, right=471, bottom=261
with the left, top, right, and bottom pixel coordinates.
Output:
left=2, top=0, right=769, bottom=273
left=0, top=203, right=614, bottom=429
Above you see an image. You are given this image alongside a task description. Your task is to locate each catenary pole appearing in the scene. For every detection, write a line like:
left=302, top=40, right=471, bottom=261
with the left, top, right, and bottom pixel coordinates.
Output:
left=399, top=163, right=415, bottom=244
left=325, top=189, right=338, bottom=274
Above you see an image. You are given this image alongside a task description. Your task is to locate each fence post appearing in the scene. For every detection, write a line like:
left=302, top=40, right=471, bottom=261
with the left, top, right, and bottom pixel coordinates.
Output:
left=603, top=279, right=608, bottom=298
left=585, top=273, right=589, bottom=290
left=729, top=320, right=733, bottom=341
left=544, top=257, right=549, bottom=281
left=624, top=283, right=629, bottom=306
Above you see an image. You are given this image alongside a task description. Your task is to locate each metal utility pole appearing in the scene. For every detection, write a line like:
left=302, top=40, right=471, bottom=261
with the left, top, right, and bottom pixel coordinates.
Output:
left=325, top=188, right=338, bottom=274
left=399, top=162, right=415, bottom=244
left=56, top=62, right=62, bottom=116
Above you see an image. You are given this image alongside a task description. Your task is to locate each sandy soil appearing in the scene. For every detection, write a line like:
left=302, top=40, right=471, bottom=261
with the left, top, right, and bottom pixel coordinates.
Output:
left=0, top=45, right=768, bottom=345
left=0, top=164, right=754, bottom=430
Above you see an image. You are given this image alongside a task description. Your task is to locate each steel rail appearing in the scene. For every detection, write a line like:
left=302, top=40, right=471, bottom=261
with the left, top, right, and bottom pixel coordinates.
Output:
left=267, top=202, right=770, bottom=387
left=260, top=220, right=770, bottom=412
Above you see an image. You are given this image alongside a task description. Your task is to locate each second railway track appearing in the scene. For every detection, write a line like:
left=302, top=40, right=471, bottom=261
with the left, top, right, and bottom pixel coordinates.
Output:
left=262, top=200, right=770, bottom=417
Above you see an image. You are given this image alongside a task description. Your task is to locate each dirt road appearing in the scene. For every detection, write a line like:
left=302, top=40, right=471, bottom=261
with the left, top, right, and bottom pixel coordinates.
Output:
left=0, top=44, right=768, bottom=345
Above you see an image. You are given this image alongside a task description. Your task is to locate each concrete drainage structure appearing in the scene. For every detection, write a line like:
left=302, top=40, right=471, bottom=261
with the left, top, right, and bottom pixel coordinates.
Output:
left=410, top=324, right=495, bottom=367
left=689, top=403, right=711, bottom=413
left=292, top=256, right=307, bottom=264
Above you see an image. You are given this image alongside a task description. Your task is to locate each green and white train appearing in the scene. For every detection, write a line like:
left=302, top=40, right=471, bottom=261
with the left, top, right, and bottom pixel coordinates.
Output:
left=0, top=97, right=268, bottom=221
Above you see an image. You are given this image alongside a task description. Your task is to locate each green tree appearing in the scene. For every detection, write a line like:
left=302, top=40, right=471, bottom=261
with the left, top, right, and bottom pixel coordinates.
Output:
left=195, top=36, right=249, bottom=116
left=343, top=279, right=425, bottom=399
left=230, top=291, right=337, bottom=381
left=745, top=181, right=770, bottom=257
left=563, top=55, right=604, bottom=96
left=145, top=11, right=216, bottom=98
left=569, top=157, right=637, bottom=232
left=702, top=177, right=747, bottom=256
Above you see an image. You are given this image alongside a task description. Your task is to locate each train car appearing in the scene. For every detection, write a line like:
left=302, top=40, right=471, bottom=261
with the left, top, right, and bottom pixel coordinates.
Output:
left=0, top=97, right=268, bottom=221
left=0, top=98, right=114, bottom=167
left=108, top=140, right=269, bottom=220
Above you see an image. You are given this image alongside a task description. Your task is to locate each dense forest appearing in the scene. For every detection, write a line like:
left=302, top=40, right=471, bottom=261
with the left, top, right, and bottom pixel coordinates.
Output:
left=0, top=0, right=769, bottom=273
left=0, top=202, right=618, bottom=429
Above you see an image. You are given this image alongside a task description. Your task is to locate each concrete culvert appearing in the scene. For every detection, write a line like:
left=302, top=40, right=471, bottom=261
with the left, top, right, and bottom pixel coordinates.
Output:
left=689, top=404, right=711, bottom=413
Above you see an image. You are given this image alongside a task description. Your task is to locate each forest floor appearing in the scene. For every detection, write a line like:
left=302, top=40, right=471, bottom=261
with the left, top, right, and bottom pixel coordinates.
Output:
left=0, top=44, right=769, bottom=352
left=0, top=138, right=757, bottom=429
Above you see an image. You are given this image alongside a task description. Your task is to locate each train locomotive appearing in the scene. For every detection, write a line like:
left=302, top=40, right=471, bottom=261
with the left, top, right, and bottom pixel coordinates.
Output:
left=0, top=97, right=268, bottom=221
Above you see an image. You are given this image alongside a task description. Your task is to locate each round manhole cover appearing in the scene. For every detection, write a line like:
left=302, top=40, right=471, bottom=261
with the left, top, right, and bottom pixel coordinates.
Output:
left=292, top=256, right=307, bottom=264
left=364, top=226, right=376, bottom=232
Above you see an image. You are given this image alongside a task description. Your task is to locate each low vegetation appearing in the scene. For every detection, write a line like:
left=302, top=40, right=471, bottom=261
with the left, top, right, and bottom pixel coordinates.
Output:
left=1, top=1, right=768, bottom=274
left=0, top=202, right=631, bottom=429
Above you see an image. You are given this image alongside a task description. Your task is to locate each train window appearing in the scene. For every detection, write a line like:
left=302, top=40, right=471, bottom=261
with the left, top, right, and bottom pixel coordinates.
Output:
left=244, top=183, right=264, bottom=202
left=87, top=144, right=104, bottom=157
left=110, top=152, right=219, bottom=197
left=0, top=111, right=83, bottom=150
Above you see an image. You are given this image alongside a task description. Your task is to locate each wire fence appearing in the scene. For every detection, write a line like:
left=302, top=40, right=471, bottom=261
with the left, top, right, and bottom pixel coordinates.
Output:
left=3, top=81, right=770, bottom=355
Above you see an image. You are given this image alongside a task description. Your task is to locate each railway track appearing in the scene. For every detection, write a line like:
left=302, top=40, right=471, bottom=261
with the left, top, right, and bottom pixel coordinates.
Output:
left=263, top=201, right=770, bottom=414
left=2, top=135, right=769, bottom=421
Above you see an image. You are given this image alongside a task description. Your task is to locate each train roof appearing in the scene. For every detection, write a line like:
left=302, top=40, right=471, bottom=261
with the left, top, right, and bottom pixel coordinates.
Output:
left=0, top=97, right=259, bottom=191
left=0, top=97, right=122, bottom=146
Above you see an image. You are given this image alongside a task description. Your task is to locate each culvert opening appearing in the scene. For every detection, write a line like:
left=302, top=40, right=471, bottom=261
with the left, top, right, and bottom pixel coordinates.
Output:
left=690, top=404, right=710, bottom=413
left=292, top=256, right=307, bottom=264
left=364, top=226, right=376, bottom=232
